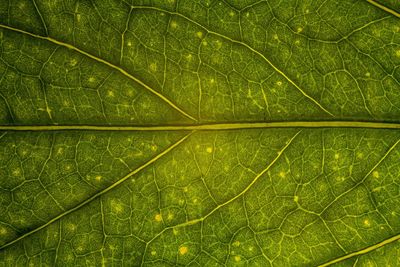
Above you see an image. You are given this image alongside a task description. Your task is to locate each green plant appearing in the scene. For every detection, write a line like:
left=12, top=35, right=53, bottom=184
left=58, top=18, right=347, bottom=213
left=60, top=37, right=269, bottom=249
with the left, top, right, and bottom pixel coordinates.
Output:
left=1, top=0, right=400, bottom=266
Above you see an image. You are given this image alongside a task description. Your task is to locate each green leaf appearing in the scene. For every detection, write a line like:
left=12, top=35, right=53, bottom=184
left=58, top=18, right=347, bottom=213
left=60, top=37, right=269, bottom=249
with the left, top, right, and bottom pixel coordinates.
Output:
left=0, top=0, right=400, bottom=266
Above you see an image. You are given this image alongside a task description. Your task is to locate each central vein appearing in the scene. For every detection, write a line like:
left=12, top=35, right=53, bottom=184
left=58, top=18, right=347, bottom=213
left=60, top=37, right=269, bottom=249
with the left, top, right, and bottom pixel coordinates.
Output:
left=0, top=121, right=400, bottom=131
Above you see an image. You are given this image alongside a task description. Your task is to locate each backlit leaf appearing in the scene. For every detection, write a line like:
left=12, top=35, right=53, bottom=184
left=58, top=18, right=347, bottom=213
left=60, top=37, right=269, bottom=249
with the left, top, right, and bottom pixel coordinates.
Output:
left=1, top=0, right=400, bottom=266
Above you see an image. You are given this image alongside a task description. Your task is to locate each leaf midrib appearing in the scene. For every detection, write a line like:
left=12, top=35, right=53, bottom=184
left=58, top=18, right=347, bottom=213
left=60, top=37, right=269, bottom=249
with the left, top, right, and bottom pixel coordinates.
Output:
left=1, top=1, right=400, bottom=264
left=1, top=121, right=400, bottom=131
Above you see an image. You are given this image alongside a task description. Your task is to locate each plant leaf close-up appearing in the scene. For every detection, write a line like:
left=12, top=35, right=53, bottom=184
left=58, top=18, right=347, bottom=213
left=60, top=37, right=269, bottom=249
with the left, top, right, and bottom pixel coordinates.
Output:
left=1, top=0, right=400, bottom=266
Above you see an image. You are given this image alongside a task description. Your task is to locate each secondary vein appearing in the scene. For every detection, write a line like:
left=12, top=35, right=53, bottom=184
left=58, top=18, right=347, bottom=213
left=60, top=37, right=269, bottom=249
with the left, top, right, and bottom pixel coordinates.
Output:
left=130, top=5, right=334, bottom=117
left=0, top=132, right=193, bottom=251
left=144, top=130, right=301, bottom=246
left=319, top=233, right=400, bottom=266
left=366, top=0, right=400, bottom=18
left=318, top=137, right=400, bottom=266
left=0, top=23, right=197, bottom=122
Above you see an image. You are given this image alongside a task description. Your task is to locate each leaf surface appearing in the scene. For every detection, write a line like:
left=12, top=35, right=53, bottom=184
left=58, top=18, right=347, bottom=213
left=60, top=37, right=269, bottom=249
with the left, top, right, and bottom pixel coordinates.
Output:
left=1, top=0, right=400, bottom=266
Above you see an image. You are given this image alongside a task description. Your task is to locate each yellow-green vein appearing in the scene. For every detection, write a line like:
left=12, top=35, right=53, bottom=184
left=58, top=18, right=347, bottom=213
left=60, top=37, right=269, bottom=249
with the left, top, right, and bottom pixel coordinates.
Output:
left=144, top=130, right=301, bottom=247
left=0, top=132, right=193, bottom=250
left=130, top=5, right=334, bottom=117
left=0, top=24, right=197, bottom=122
left=366, top=0, right=400, bottom=18
left=319, top=233, right=400, bottom=266
left=1, top=121, right=400, bottom=131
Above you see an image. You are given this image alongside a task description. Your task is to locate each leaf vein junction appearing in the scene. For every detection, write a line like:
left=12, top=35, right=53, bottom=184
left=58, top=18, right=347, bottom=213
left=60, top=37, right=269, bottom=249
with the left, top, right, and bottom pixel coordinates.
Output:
left=144, top=130, right=301, bottom=249
left=130, top=5, right=334, bottom=117
left=0, top=132, right=193, bottom=251
left=0, top=23, right=197, bottom=122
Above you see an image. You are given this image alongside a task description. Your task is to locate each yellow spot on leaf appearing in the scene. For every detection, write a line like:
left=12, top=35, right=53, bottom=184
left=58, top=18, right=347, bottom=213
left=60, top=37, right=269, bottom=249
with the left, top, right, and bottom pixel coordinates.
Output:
left=127, top=41, right=132, bottom=47
left=186, top=54, right=193, bottom=61
left=215, top=40, right=222, bottom=49
left=112, top=200, right=123, bottom=213
left=365, top=72, right=371, bottom=77
left=196, top=31, right=203, bottom=38
left=202, top=40, right=208, bottom=46
left=95, top=175, right=102, bottom=181
left=167, top=213, right=174, bottom=220
left=107, top=90, right=114, bottom=97
left=12, top=168, right=21, bottom=176
left=233, top=241, right=240, bottom=247
left=70, top=59, right=78, bottom=66
left=0, top=227, right=7, bottom=235
left=373, top=171, right=379, bottom=178
left=206, top=147, right=213, bottom=153
left=170, top=21, right=178, bottom=29
left=88, top=77, right=95, bottom=82
left=294, top=195, right=299, bottom=202
left=279, top=171, right=286, bottom=178
left=336, top=176, right=345, bottom=182
left=173, top=228, right=179, bottom=235
left=372, top=187, right=381, bottom=192
left=396, top=50, right=400, bottom=58
left=234, top=255, right=241, bottom=262
left=149, top=63, right=157, bottom=72
left=151, top=251, right=157, bottom=256
left=276, top=81, right=282, bottom=86
left=151, top=144, right=158, bottom=151
left=357, top=152, right=363, bottom=159
left=179, top=246, right=188, bottom=255
left=126, top=89, right=134, bottom=96
left=297, top=27, right=303, bottom=33
left=155, top=213, right=162, bottom=222
left=67, top=223, right=76, bottom=231
left=273, top=34, right=279, bottom=40
left=334, top=153, right=340, bottom=160
left=363, top=219, right=371, bottom=227
left=229, top=11, right=235, bottom=17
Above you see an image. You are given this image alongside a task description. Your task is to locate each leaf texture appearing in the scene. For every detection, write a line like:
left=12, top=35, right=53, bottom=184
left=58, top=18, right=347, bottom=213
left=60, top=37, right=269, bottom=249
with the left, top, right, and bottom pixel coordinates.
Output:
left=0, top=0, right=400, bottom=266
